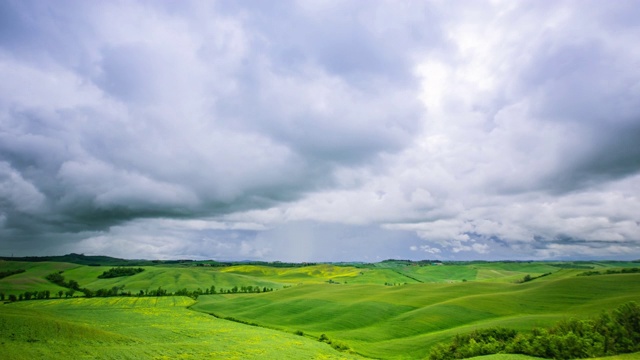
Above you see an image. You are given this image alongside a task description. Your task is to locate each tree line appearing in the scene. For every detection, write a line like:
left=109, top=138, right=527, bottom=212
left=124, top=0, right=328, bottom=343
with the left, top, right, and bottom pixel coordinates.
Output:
left=0, top=271, right=277, bottom=302
left=0, top=269, right=26, bottom=279
left=578, top=267, right=640, bottom=276
left=518, top=272, right=552, bottom=283
left=45, top=271, right=81, bottom=291
left=429, top=301, right=640, bottom=360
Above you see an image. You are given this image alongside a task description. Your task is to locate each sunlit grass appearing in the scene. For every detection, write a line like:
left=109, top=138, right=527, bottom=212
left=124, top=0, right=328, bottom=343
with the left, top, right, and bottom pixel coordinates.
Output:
left=2, top=297, right=364, bottom=360
left=193, top=273, right=640, bottom=359
left=2, top=260, right=639, bottom=359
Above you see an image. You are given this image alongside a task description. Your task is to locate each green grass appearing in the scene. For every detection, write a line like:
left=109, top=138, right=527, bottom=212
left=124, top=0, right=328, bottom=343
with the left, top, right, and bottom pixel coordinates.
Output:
left=1, top=297, right=365, bottom=360
left=370, top=261, right=564, bottom=284
left=192, top=272, right=640, bottom=359
left=62, top=265, right=284, bottom=294
left=2, top=260, right=640, bottom=359
left=218, top=264, right=366, bottom=284
left=0, top=261, right=79, bottom=295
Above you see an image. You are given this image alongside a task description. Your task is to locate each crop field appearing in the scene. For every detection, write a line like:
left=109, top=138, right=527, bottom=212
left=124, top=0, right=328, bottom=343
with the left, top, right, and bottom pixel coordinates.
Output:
left=1, top=259, right=639, bottom=359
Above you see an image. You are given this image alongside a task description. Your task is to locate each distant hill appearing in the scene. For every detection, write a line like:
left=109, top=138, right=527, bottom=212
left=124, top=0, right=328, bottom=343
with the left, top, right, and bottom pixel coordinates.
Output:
left=2, top=254, right=638, bottom=269
left=0, top=253, right=323, bottom=268
left=0, top=253, right=154, bottom=266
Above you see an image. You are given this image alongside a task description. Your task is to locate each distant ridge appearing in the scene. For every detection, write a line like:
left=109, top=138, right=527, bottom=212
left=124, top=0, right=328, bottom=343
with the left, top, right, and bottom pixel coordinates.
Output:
left=2, top=254, right=638, bottom=267
left=0, top=253, right=153, bottom=266
left=0, top=253, right=317, bottom=267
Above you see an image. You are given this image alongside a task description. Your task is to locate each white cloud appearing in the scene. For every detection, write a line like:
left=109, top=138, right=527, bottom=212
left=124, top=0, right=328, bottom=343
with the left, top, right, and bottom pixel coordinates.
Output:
left=411, top=245, right=442, bottom=255
left=1, top=1, right=639, bottom=261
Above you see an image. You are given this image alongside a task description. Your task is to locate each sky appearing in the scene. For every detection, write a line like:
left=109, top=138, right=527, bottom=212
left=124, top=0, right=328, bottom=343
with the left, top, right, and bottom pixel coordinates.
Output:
left=1, top=0, right=639, bottom=262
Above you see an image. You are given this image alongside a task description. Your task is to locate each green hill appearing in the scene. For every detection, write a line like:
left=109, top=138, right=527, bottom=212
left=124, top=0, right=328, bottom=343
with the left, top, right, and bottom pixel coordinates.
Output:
left=2, top=259, right=639, bottom=359
left=0, top=261, right=78, bottom=296
left=192, top=272, right=640, bottom=359
left=62, top=265, right=284, bottom=293
left=2, top=297, right=364, bottom=360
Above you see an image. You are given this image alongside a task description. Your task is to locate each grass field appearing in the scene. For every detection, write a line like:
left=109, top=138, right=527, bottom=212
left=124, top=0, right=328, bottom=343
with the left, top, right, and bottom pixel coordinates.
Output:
left=1, top=259, right=639, bottom=359
left=64, top=264, right=285, bottom=293
left=0, top=261, right=78, bottom=295
left=1, top=296, right=365, bottom=360
left=192, top=271, right=640, bottom=359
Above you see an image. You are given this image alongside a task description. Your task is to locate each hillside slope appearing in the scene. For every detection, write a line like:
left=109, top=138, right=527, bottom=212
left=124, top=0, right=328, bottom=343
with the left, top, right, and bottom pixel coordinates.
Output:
left=192, top=272, right=640, bottom=359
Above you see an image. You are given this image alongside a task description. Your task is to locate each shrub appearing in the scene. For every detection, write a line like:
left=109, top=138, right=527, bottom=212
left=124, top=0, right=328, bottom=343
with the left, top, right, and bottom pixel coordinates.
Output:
left=429, top=302, right=640, bottom=360
left=98, top=267, right=144, bottom=279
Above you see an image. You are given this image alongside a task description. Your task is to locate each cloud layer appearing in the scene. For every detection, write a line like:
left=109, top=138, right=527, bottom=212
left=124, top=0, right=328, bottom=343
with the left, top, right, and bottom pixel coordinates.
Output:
left=1, top=0, right=639, bottom=260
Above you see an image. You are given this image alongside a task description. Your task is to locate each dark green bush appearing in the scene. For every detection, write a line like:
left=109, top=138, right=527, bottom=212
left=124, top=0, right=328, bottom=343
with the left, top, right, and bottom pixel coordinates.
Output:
left=429, top=302, right=640, bottom=360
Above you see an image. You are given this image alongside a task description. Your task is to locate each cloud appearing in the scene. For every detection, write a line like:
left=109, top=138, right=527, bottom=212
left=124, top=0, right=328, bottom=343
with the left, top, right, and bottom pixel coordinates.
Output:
left=410, top=245, right=442, bottom=255
left=1, top=1, right=640, bottom=260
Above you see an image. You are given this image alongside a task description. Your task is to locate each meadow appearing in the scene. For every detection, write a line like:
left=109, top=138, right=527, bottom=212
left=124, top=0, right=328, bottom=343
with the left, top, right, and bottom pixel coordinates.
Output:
left=1, top=258, right=639, bottom=359
left=1, top=296, right=363, bottom=360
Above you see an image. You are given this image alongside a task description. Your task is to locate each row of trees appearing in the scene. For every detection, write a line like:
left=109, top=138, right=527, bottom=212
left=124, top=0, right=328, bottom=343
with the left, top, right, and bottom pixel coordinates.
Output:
left=3, top=284, right=277, bottom=302
left=518, top=272, right=552, bottom=283
left=1, top=289, right=76, bottom=302
left=45, top=271, right=80, bottom=290
left=38, top=271, right=276, bottom=300
left=0, top=271, right=278, bottom=302
left=579, top=267, right=640, bottom=276
left=174, top=285, right=275, bottom=299
left=0, top=269, right=25, bottom=279
left=67, top=284, right=275, bottom=300
left=429, top=302, right=640, bottom=360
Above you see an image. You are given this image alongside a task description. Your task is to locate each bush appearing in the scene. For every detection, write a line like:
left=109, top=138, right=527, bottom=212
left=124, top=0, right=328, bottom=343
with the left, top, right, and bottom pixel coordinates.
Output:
left=330, top=340, right=350, bottom=351
left=98, top=267, right=144, bottom=279
left=429, top=302, right=640, bottom=360
left=318, top=333, right=349, bottom=352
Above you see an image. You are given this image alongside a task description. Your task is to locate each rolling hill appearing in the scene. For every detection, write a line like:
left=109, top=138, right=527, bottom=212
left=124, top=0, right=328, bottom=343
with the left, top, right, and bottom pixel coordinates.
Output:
left=2, top=258, right=639, bottom=359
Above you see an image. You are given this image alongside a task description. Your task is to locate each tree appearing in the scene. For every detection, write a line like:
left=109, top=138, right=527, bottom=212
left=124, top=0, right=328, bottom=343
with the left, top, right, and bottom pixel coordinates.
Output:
left=46, top=272, right=65, bottom=285
left=0, top=292, right=4, bottom=301
left=58, top=290, right=64, bottom=298
left=68, top=280, right=80, bottom=290
left=9, top=294, right=17, bottom=302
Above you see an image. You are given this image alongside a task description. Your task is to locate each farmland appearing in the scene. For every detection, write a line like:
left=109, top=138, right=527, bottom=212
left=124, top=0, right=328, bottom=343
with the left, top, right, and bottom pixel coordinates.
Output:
left=1, top=257, right=639, bottom=359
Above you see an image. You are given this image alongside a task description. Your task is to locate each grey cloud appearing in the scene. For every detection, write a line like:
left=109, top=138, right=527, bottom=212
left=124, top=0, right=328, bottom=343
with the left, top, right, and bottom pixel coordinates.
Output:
left=1, top=1, right=640, bottom=261
left=0, top=0, right=432, bottom=249
left=503, top=4, right=640, bottom=193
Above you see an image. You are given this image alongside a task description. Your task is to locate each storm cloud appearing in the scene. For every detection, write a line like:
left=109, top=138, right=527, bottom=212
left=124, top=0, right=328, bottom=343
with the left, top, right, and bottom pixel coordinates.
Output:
left=1, top=0, right=639, bottom=261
